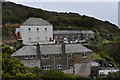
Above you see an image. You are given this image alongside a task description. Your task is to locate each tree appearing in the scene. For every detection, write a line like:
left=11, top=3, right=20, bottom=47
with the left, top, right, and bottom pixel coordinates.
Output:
left=2, top=45, right=16, bottom=55
left=2, top=53, right=36, bottom=80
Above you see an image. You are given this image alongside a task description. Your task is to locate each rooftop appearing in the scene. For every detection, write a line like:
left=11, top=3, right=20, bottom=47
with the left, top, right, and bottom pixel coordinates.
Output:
left=53, top=30, right=81, bottom=34
left=81, top=30, right=94, bottom=34
left=21, top=18, right=52, bottom=26
left=11, top=44, right=92, bottom=56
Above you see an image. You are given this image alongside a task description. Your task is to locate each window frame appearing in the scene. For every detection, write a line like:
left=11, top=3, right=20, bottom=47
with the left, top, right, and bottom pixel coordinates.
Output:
left=42, top=65, right=51, bottom=70
left=24, top=56, right=28, bottom=59
left=57, top=64, right=62, bottom=70
left=68, top=64, right=73, bottom=69
left=41, top=55, right=49, bottom=59
left=68, top=54, right=73, bottom=58
left=28, top=38, right=31, bottom=43
left=37, top=28, right=39, bottom=33
left=45, top=28, right=47, bottom=30
left=30, top=55, right=35, bottom=59
left=28, top=28, right=31, bottom=33
left=56, top=54, right=62, bottom=58
left=82, top=52, right=87, bottom=58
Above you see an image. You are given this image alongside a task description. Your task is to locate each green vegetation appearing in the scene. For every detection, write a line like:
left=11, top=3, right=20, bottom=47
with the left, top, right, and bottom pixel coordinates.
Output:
left=41, top=69, right=76, bottom=79
left=2, top=53, right=36, bottom=80
left=91, top=53, right=102, bottom=60
left=1, top=2, right=120, bottom=79
left=87, top=30, right=120, bottom=66
left=99, top=43, right=120, bottom=64
left=112, top=36, right=120, bottom=43
left=106, top=71, right=120, bottom=79
left=2, top=44, right=16, bottom=55
left=2, top=2, right=120, bottom=39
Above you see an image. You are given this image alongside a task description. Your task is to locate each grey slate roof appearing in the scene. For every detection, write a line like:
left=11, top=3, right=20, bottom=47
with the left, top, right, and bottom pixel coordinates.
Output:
left=81, top=30, right=94, bottom=34
left=11, top=46, right=36, bottom=56
left=53, top=30, right=81, bottom=34
left=11, top=44, right=92, bottom=56
left=22, top=18, right=52, bottom=26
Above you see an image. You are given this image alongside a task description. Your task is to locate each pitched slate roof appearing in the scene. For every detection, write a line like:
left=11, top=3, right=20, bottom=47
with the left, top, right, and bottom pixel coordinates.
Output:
left=81, top=30, right=94, bottom=34
left=53, top=30, right=81, bottom=34
left=11, top=46, right=36, bottom=56
left=21, top=18, right=52, bottom=26
left=11, top=44, right=92, bottom=56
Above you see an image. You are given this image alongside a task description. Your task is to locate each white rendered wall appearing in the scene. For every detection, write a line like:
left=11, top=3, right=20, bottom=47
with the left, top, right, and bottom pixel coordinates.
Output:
left=20, top=25, right=53, bottom=45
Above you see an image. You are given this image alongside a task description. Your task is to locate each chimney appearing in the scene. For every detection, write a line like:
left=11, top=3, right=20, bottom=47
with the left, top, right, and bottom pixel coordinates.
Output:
left=61, top=43, right=65, bottom=53
left=36, top=43, right=40, bottom=60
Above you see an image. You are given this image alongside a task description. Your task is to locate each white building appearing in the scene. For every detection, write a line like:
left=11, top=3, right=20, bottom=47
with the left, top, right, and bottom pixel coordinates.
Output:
left=16, top=18, right=54, bottom=45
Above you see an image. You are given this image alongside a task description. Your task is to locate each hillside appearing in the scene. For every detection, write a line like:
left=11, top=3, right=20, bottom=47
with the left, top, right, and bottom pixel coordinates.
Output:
left=2, top=2, right=120, bottom=35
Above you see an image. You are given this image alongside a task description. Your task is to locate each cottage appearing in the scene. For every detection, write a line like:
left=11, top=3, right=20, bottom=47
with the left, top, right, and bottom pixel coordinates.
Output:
left=53, top=30, right=95, bottom=43
left=53, top=30, right=82, bottom=43
left=11, top=43, right=92, bottom=76
left=81, top=30, right=94, bottom=42
left=15, top=18, right=54, bottom=45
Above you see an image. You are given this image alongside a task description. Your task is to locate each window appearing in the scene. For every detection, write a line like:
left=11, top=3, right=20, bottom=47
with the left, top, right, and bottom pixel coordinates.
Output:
left=37, top=37, right=39, bottom=42
left=68, top=54, right=73, bottom=58
left=28, top=28, right=31, bottom=33
left=45, top=37, right=48, bottom=41
left=30, top=55, right=35, bottom=59
left=37, top=28, right=39, bottom=33
left=28, top=28, right=31, bottom=30
left=24, top=56, right=28, bottom=59
left=56, top=54, right=62, bottom=58
left=68, top=64, right=73, bottom=69
left=45, top=28, right=47, bottom=30
left=54, top=36, right=57, bottom=39
left=60, top=36, right=63, bottom=39
left=82, top=53, right=87, bottom=58
left=41, top=55, right=49, bottom=59
left=37, top=28, right=39, bottom=30
left=28, top=38, right=31, bottom=42
left=57, top=65, right=62, bottom=69
left=42, top=65, right=51, bottom=70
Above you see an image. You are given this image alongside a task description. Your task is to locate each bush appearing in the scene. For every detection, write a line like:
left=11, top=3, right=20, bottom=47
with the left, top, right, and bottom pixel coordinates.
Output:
left=41, top=69, right=76, bottom=80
